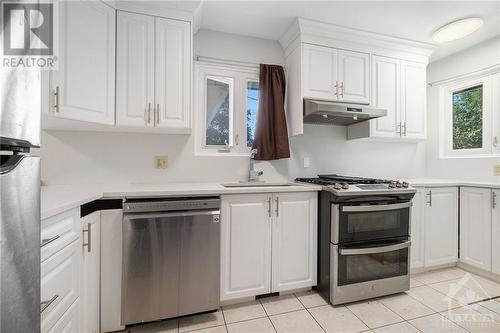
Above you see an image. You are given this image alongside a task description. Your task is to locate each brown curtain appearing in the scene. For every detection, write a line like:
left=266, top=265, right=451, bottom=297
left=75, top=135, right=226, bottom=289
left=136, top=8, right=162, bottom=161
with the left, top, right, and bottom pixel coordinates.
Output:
left=252, top=64, right=290, bottom=160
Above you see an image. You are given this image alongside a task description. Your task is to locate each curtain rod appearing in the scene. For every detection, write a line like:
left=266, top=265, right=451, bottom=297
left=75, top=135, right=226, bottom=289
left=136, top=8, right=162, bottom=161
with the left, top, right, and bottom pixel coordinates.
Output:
left=195, top=55, right=285, bottom=71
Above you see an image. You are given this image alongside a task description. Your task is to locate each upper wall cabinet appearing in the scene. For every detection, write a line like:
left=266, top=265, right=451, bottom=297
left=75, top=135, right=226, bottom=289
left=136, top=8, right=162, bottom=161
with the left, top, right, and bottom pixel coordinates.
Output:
left=281, top=18, right=435, bottom=137
left=49, top=0, right=115, bottom=124
left=116, top=12, right=191, bottom=131
left=302, top=45, right=370, bottom=104
left=43, top=2, right=192, bottom=134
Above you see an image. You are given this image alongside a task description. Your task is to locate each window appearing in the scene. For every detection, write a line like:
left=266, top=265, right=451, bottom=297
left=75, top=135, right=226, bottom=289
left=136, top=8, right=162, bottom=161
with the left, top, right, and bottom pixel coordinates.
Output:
left=440, top=74, right=497, bottom=158
left=452, top=85, right=483, bottom=150
left=195, top=62, right=259, bottom=155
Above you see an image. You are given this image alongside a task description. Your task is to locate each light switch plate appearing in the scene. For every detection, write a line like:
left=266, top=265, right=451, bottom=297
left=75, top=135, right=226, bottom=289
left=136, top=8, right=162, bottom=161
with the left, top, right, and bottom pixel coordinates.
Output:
left=155, top=156, right=168, bottom=169
left=494, top=164, right=500, bottom=176
left=303, top=157, right=310, bottom=168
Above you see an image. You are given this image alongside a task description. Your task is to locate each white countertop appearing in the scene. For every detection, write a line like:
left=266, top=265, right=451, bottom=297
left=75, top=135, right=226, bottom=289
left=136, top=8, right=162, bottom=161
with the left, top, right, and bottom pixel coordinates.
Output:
left=41, top=182, right=322, bottom=220
left=406, top=178, right=500, bottom=188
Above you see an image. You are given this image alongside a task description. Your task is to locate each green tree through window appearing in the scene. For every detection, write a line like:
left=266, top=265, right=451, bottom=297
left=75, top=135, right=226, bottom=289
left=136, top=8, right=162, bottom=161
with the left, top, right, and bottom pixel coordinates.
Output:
left=452, top=85, right=483, bottom=150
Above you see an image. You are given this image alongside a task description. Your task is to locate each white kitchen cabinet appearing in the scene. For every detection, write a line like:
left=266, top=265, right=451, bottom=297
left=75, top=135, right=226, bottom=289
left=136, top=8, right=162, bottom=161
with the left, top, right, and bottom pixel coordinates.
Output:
left=116, top=11, right=191, bottom=131
left=49, top=300, right=80, bottom=333
left=221, top=191, right=318, bottom=301
left=410, top=188, right=425, bottom=269
left=401, top=61, right=426, bottom=139
left=116, top=11, right=155, bottom=128
left=424, top=187, right=458, bottom=267
left=220, top=194, right=272, bottom=301
left=370, top=55, right=401, bottom=138
left=81, top=212, right=101, bottom=333
left=492, top=190, right=500, bottom=275
left=460, top=188, right=492, bottom=271
left=155, top=17, right=191, bottom=129
left=49, top=0, right=115, bottom=124
left=272, top=192, right=317, bottom=292
left=302, top=44, right=338, bottom=100
left=302, top=44, right=369, bottom=104
left=338, top=50, right=370, bottom=104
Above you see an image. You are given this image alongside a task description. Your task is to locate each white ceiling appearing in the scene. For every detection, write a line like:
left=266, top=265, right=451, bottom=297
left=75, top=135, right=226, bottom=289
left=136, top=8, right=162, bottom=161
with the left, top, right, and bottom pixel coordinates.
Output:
left=196, top=1, right=500, bottom=62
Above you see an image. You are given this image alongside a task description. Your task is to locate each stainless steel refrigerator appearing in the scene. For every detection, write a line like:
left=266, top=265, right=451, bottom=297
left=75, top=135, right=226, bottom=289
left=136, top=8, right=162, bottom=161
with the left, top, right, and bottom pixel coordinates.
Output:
left=0, top=60, right=41, bottom=331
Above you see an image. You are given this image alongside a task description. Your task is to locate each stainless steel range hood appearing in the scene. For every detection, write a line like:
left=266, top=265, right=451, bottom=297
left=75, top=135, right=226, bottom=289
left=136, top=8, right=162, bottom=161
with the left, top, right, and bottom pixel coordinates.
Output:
left=303, top=99, right=387, bottom=126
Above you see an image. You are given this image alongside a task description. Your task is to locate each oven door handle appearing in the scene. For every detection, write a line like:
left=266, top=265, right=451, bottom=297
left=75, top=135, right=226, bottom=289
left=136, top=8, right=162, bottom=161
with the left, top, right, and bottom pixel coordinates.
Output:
left=339, top=240, right=411, bottom=256
left=341, top=202, right=412, bottom=212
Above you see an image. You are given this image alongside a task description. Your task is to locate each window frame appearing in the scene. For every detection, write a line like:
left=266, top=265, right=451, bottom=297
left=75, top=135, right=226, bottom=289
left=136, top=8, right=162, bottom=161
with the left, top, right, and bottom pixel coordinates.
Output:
left=440, top=75, right=494, bottom=158
left=195, top=61, right=259, bottom=156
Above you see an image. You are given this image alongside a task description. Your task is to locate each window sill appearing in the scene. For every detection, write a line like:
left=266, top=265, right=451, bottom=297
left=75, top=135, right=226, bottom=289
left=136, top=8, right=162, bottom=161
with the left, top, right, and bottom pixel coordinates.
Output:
left=195, top=150, right=251, bottom=157
left=439, top=152, right=500, bottom=159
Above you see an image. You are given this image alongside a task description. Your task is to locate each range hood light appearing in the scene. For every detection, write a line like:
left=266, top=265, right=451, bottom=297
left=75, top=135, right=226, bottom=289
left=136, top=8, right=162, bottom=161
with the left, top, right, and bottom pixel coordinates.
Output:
left=432, top=18, right=483, bottom=43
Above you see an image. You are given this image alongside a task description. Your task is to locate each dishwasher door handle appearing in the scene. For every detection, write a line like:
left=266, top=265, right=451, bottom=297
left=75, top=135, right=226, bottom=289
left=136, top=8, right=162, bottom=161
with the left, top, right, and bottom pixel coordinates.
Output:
left=124, top=210, right=220, bottom=220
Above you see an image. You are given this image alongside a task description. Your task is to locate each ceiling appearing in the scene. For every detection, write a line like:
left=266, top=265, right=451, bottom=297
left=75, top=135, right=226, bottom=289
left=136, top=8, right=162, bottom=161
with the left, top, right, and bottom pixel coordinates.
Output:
left=195, top=1, right=500, bottom=62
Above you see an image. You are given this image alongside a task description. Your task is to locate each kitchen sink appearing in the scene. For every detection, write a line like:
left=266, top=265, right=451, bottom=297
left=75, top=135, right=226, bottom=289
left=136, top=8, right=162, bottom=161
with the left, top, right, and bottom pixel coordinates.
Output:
left=222, top=182, right=293, bottom=188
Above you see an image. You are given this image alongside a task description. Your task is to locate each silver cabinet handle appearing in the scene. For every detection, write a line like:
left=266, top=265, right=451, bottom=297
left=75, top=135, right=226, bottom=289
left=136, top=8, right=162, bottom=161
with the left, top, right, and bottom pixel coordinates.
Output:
left=340, top=82, right=344, bottom=98
left=40, top=294, right=59, bottom=314
left=397, top=122, right=402, bottom=136
left=156, top=104, right=160, bottom=125
left=340, top=241, right=411, bottom=256
left=83, top=223, right=91, bottom=253
left=403, top=121, right=407, bottom=136
left=342, top=202, right=412, bottom=212
left=40, top=235, right=60, bottom=248
left=334, top=81, right=339, bottom=97
left=426, top=190, right=432, bottom=207
left=493, top=192, right=497, bottom=209
left=53, top=86, right=59, bottom=113
left=147, top=103, right=151, bottom=124
left=268, top=197, right=272, bottom=218
left=275, top=197, right=279, bottom=217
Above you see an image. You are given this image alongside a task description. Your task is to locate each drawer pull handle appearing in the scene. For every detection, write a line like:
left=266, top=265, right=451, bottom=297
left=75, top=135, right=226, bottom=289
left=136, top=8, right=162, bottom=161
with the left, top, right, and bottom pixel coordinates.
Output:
left=83, top=223, right=91, bottom=253
left=40, top=235, right=60, bottom=248
left=40, top=294, right=59, bottom=314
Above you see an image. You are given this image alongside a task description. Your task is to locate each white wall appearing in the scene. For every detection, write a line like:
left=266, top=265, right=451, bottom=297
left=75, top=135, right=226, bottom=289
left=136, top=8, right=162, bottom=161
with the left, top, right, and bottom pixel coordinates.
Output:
left=38, top=29, right=426, bottom=185
left=426, top=37, right=500, bottom=182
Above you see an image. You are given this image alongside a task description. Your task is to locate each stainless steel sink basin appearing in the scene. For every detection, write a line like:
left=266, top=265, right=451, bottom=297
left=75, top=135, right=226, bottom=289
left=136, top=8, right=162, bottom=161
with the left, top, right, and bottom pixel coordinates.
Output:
left=222, top=182, right=293, bottom=188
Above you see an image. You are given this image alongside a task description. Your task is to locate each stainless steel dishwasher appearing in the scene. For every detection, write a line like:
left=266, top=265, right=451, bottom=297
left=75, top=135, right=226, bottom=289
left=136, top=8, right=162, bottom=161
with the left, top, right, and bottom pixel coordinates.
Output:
left=121, top=197, right=220, bottom=325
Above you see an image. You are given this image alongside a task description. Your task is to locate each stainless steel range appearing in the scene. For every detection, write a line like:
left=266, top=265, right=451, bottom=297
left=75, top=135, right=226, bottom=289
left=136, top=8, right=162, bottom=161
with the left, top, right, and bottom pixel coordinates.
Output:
left=296, top=175, right=416, bottom=305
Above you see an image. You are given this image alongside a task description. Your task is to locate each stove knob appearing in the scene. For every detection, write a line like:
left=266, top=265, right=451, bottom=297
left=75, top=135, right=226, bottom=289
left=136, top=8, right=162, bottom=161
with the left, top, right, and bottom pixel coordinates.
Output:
left=333, top=183, right=342, bottom=190
left=402, top=181, right=409, bottom=188
left=388, top=182, right=397, bottom=188
left=341, top=183, right=349, bottom=190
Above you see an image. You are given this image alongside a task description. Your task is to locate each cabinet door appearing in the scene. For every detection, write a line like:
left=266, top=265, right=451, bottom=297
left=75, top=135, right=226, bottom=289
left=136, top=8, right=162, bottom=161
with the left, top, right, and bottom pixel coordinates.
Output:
left=155, top=17, right=191, bottom=130
left=492, top=190, right=500, bottom=275
left=50, top=1, right=115, bottom=124
left=424, top=187, right=458, bottom=267
left=221, top=194, right=272, bottom=301
left=116, top=11, right=155, bottom=127
left=81, top=212, right=100, bottom=333
left=401, top=61, right=426, bottom=139
left=302, top=44, right=338, bottom=100
left=371, top=56, right=400, bottom=137
left=460, top=188, right=492, bottom=271
left=410, top=188, right=425, bottom=269
left=48, top=299, right=80, bottom=333
left=272, top=192, right=317, bottom=292
left=338, top=50, right=370, bottom=104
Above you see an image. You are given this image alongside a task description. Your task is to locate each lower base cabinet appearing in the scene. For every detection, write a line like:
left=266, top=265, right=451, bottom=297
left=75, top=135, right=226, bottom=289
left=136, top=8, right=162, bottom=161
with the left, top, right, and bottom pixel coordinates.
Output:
left=410, top=187, right=458, bottom=270
left=48, top=300, right=80, bottom=333
left=220, top=192, right=317, bottom=301
left=493, top=190, right=500, bottom=275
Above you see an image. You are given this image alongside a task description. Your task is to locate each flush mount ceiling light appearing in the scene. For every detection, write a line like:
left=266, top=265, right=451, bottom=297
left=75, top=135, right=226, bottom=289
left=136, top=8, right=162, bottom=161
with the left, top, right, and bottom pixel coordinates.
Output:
left=432, top=18, right=484, bottom=43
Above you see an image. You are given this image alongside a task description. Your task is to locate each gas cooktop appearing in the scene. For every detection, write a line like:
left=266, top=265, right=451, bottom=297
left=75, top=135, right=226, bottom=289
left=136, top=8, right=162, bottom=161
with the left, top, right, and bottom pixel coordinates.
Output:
left=296, top=174, right=414, bottom=196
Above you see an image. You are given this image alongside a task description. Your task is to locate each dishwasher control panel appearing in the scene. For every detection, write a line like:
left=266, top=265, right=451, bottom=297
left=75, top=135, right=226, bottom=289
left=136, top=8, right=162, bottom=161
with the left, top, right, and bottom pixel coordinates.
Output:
left=123, top=197, right=220, bottom=213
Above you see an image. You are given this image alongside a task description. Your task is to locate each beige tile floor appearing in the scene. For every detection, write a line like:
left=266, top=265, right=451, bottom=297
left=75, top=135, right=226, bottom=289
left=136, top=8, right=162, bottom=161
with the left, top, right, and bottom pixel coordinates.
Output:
left=124, top=268, right=500, bottom=333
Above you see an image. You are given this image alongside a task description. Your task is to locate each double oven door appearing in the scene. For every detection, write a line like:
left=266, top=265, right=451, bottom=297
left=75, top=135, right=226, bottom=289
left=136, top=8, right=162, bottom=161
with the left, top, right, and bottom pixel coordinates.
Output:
left=330, top=201, right=412, bottom=304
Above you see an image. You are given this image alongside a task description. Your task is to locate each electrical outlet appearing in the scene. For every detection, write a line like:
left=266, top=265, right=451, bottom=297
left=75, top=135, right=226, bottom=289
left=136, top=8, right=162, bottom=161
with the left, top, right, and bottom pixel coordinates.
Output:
left=155, top=156, right=168, bottom=169
left=494, top=164, right=500, bottom=176
left=303, top=157, right=311, bottom=168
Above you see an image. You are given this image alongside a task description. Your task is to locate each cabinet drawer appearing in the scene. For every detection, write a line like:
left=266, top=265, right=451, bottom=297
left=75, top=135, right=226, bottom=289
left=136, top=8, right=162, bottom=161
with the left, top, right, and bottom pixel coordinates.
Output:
left=41, top=208, right=80, bottom=262
left=41, top=240, right=81, bottom=333
left=48, top=299, right=80, bottom=333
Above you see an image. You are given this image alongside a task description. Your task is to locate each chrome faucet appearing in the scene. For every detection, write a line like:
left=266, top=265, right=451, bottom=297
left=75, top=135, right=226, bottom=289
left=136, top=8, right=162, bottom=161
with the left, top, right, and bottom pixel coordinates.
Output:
left=249, top=149, right=263, bottom=182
